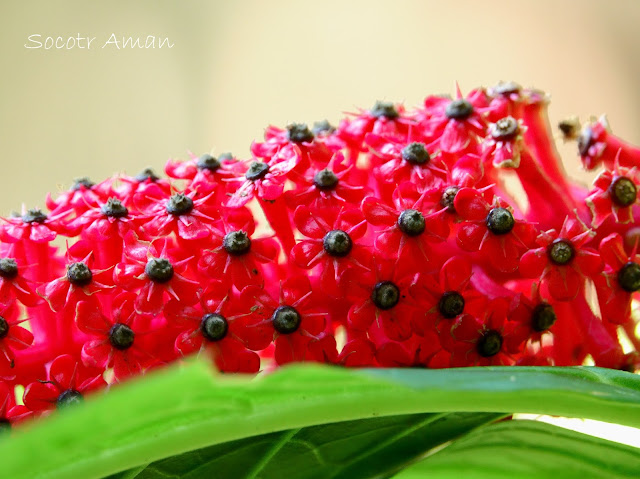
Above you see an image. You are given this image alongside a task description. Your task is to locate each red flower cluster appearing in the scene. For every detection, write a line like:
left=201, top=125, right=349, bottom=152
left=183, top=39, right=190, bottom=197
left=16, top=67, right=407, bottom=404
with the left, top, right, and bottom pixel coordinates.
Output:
left=1, top=82, right=639, bottom=429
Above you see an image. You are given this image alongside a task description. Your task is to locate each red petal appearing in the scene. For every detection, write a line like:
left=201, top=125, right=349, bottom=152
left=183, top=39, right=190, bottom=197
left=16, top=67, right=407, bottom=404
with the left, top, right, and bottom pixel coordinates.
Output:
left=48, top=354, right=78, bottom=390
left=23, top=382, right=58, bottom=411
left=112, top=352, right=142, bottom=380
left=441, top=256, right=472, bottom=291
left=293, top=206, right=327, bottom=239
left=6, top=326, right=34, bottom=350
left=177, top=216, right=211, bottom=240
left=348, top=301, right=376, bottom=331
left=291, top=241, right=325, bottom=268
left=457, top=223, right=485, bottom=251
left=40, top=279, right=70, bottom=312
left=575, top=249, right=603, bottom=276
left=546, top=267, right=581, bottom=301
left=76, top=301, right=111, bottom=334
left=251, top=237, right=279, bottom=262
left=361, top=197, right=397, bottom=226
left=519, top=249, right=548, bottom=278
left=376, top=342, right=413, bottom=367
left=30, top=224, right=56, bottom=243
left=453, top=188, right=489, bottom=221
left=81, top=340, right=112, bottom=368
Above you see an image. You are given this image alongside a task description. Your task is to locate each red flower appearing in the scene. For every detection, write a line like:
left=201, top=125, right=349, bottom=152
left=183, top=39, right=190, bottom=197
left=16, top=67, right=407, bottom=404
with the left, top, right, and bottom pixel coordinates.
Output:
left=520, top=217, right=602, bottom=301
left=39, top=241, right=114, bottom=320
left=578, top=117, right=613, bottom=171
left=595, top=233, right=640, bottom=325
left=66, top=196, right=135, bottom=242
left=197, top=207, right=279, bottom=290
left=0, top=300, right=34, bottom=370
left=165, top=152, right=245, bottom=198
left=0, top=381, right=31, bottom=428
left=364, top=133, right=447, bottom=186
left=409, top=257, right=486, bottom=350
left=239, top=276, right=327, bottom=365
left=226, top=144, right=300, bottom=208
left=585, top=158, right=639, bottom=227
left=251, top=124, right=332, bottom=167
left=361, top=187, right=449, bottom=272
left=115, top=168, right=172, bottom=202
left=507, top=283, right=558, bottom=352
left=449, top=298, right=521, bottom=366
left=291, top=205, right=371, bottom=295
left=284, top=152, right=368, bottom=210
left=45, top=177, right=113, bottom=217
left=480, top=116, right=525, bottom=168
left=1, top=208, right=64, bottom=244
left=134, top=184, right=218, bottom=241
left=164, top=282, right=262, bottom=373
left=337, top=101, right=413, bottom=150
left=114, top=233, right=198, bottom=315
left=76, top=297, right=156, bottom=381
left=0, top=246, right=41, bottom=307
left=418, top=87, right=488, bottom=154
left=341, top=257, right=421, bottom=341
left=23, top=354, right=105, bottom=413
left=455, top=187, right=536, bottom=273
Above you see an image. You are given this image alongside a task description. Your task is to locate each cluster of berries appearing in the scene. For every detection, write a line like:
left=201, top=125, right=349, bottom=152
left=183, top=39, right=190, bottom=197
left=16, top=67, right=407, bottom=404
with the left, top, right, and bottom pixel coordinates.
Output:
left=1, top=82, right=639, bottom=428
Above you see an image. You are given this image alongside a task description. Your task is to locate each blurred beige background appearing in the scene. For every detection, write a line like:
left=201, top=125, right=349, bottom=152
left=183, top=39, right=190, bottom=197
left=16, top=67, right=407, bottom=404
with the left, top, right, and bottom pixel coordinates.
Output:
left=1, top=0, right=639, bottom=215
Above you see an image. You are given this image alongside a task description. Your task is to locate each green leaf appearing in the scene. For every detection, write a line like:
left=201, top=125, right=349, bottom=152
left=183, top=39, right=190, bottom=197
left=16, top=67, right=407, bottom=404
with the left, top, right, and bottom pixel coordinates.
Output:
left=392, top=419, right=640, bottom=479
left=107, top=412, right=502, bottom=479
left=1, top=360, right=639, bottom=479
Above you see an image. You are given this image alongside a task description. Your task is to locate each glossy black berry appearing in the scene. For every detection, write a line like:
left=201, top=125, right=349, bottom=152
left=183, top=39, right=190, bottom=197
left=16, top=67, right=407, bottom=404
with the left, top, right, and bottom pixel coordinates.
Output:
left=617, top=262, right=640, bottom=292
left=286, top=123, right=314, bottom=143
left=66, top=262, right=92, bottom=287
left=22, top=209, right=47, bottom=224
left=101, top=198, right=128, bottom=218
left=323, top=230, right=352, bottom=257
left=371, top=281, right=400, bottom=310
left=531, top=303, right=557, bottom=332
left=145, top=258, right=174, bottom=283
left=72, top=177, right=94, bottom=190
left=312, top=120, right=335, bottom=135
left=166, top=193, right=194, bottom=216
left=313, top=169, right=339, bottom=191
left=370, top=101, right=399, bottom=120
left=401, top=142, right=430, bottom=165
left=109, top=323, right=135, bottom=350
left=477, top=330, right=503, bottom=357
left=245, top=161, right=270, bottom=181
left=445, top=99, right=473, bottom=121
left=440, top=186, right=460, bottom=213
left=56, top=389, right=83, bottom=409
left=609, top=177, right=637, bottom=207
left=223, top=231, right=251, bottom=256
left=0, top=258, right=18, bottom=280
left=271, top=305, right=301, bottom=334
left=438, top=291, right=465, bottom=319
left=486, top=207, right=515, bottom=235
left=397, top=209, right=426, bottom=236
left=200, top=313, right=228, bottom=341
left=0, top=316, right=9, bottom=339
left=135, top=168, right=160, bottom=182
left=548, top=240, right=574, bottom=265
left=196, top=154, right=221, bottom=172
left=490, top=117, right=519, bottom=141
